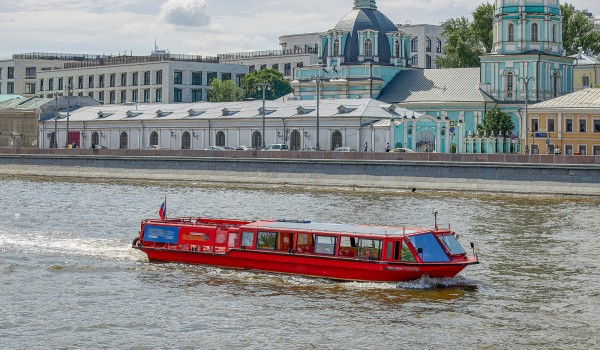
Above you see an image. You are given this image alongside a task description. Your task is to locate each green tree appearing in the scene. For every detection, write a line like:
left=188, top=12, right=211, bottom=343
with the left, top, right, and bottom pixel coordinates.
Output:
left=241, top=68, right=293, bottom=100
left=472, top=3, right=495, bottom=54
left=477, top=108, right=515, bottom=137
left=561, top=3, right=600, bottom=55
left=207, top=79, right=244, bottom=102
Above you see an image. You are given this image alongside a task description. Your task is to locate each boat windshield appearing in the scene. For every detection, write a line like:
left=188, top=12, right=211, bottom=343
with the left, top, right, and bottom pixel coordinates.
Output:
left=408, top=233, right=450, bottom=262
left=439, top=235, right=466, bottom=255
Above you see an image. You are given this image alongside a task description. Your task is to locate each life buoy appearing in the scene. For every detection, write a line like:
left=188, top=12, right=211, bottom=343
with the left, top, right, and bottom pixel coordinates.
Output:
left=132, top=237, right=141, bottom=247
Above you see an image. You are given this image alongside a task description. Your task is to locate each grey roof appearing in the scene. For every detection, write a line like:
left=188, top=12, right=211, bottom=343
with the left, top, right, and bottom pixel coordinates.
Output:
left=327, top=8, right=399, bottom=64
left=0, top=94, right=23, bottom=103
left=0, top=97, right=53, bottom=110
left=250, top=220, right=424, bottom=237
left=528, top=88, right=600, bottom=110
left=570, top=52, right=600, bottom=66
left=378, top=68, right=494, bottom=104
left=49, top=98, right=409, bottom=123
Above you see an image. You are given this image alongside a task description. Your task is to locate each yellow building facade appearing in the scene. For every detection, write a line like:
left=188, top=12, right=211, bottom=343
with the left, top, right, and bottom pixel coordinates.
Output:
left=527, top=88, right=600, bottom=155
left=571, top=51, right=599, bottom=91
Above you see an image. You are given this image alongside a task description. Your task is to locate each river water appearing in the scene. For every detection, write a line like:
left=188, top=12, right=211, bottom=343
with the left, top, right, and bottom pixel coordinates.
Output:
left=1, top=179, right=599, bottom=349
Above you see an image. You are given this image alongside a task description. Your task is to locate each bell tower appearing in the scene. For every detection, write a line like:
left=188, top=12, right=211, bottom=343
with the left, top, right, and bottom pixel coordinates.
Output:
left=354, top=0, right=377, bottom=9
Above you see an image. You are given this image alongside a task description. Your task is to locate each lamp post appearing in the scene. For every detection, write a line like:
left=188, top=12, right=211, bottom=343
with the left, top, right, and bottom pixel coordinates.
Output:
left=64, top=84, right=73, bottom=148
left=313, top=76, right=327, bottom=151
left=518, top=76, right=535, bottom=154
left=257, top=82, right=270, bottom=149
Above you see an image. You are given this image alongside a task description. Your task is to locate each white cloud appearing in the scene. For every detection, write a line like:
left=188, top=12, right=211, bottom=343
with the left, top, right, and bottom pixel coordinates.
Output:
left=160, top=0, right=211, bottom=27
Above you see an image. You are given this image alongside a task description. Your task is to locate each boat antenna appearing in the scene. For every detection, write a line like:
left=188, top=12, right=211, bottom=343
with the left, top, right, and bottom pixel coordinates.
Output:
left=433, top=210, right=438, bottom=230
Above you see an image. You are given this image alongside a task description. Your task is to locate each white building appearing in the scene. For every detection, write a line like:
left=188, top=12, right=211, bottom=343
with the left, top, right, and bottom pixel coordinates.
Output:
left=40, top=98, right=417, bottom=151
left=36, top=54, right=249, bottom=104
left=396, top=24, right=445, bottom=69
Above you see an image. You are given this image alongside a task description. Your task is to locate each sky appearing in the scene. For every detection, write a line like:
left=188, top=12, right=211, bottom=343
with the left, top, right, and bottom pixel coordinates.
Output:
left=0, top=0, right=598, bottom=59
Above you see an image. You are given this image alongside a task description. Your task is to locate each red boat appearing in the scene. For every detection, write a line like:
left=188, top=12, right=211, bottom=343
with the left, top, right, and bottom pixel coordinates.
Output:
left=132, top=217, right=479, bottom=282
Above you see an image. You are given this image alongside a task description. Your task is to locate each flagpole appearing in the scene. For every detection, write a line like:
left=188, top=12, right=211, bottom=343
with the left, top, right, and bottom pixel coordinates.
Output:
left=164, top=195, right=167, bottom=220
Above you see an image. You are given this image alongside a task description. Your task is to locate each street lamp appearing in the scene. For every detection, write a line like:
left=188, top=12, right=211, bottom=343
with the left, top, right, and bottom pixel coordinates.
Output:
left=64, top=84, right=73, bottom=148
left=257, top=82, right=270, bottom=149
left=518, top=75, right=535, bottom=154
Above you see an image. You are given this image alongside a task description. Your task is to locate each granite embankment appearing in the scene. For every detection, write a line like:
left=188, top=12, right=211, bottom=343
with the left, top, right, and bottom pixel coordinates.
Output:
left=1, top=149, right=599, bottom=195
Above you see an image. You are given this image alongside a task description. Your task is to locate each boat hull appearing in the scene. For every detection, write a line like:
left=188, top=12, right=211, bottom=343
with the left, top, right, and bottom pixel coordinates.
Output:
left=135, top=247, right=475, bottom=282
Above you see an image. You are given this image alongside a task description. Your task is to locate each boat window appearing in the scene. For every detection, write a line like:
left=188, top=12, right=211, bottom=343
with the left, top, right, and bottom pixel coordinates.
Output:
left=408, top=233, right=450, bottom=262
left=338, top=236, right=357, bottom=257
left=439, top=235, right=466, bottom=255
left=386, top=242, right=393, bottom=260
left=241, top=231, right=254, bottom=248
left=401, top=241, right=416, bottom=262
left=314, top=235, right=336, bottom=255
left=257, top=231, right=277, bottom=250
left=358, top=239, right=382, bottom=260
left=296, top=233, right=314, bottom=253
left=277, top=232, right=293, bottom=252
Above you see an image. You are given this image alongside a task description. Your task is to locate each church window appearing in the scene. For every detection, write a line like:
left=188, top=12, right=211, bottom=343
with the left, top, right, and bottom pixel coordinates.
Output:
left=506, top=72, right=514, bottom=98
left=216, top=131, right=226, bottom=147
left=395, top=40, right=400, bottom=57
left=411, top=38, right=418, bottom=52
left=552, top=24, right=557, bottom=43
left=333, top=39, right=340, bottom=57
left=150, top=131, right=159, bottom=146
left=364, top=39, right=373, bottom=57
left=508, top=23, right=514, bottom=42
left=531, top=23, right=539, bottom=42
left=553, top=72, right=559, bottom=98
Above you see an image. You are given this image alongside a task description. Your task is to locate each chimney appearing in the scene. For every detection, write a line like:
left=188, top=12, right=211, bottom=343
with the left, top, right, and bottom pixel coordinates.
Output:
left=578, top=47, right=583, bottom=59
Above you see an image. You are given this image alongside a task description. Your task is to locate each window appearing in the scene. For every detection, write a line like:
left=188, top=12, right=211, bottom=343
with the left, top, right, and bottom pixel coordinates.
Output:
left=207, top=72, right=217, bottom=85
left=119, top=132, right=128, bottom=149
left=252, top=131, right=262, bottom=149
left=237, top=74, right=245, bottom=87
left=8, top=67, right=14, bottom=79
left=216, top=131, right=225, bottom=146
left=296, top=62, right=303, bottom=68
left=439, top=235, right=466, bottom=255
left=358, top=239, right=382, bottom=260
left=110, top=73, right=116, bottom=87
left=408, top=233, right=450, bottom=262
left=508, top=23, right=515, bottom=42
left=88, top=91, right=94, bottom=99
left=426, top=55, right=432, bottom=69
left=241, top=232, right=254, bottom=248
left=257, top=232, right=277, bottom=250
left=314, top=235, right=336, bottom=255
left=132, top=72, right=139, bottom=86
left=78, top=76, right=84, bottom=89
left=120, top=73, right=127, bottom=86
left=249, top=65, right=255, bottom=72
left=579, top=145, right=587, bottom=155
left=436, top=39, right=442, bottom=53
left=98, top=91, right=105, bottom=104
left=531, top=23, right=538, bottom=42
left=109, top=91, right=115, bottom=104
left=411, top=55, right=418, bottom=66
left=49, top=78, right=54, bottom=91
left=548, top=118, right=555, bottom=132
left=531, top=118, right=539, bottom=132
left=58, top=77, right=64, bottom=90
left=174, top=88, right=182, bottom=102
left=594, top=145, right=600, bottom=156
left=594, top=120, right=600, bottom=133
left=98, top=75, right=104, bottom=88
left=6, top=82, right=14, bottom=94
left=143, top=71, right=150, bottom=85
left=331, top=130, right=343, bottom=150
left=364, top=38, right=373, bottom=57
left=552, top=24, right=557, bottom=43
left=192, top=71, right=202, bottom=85
left=143, top=89, right=150, bottom=103
left=260, top=64, right=267, bottom=70
left=411, top=38, right=418, bottom=52
left=132, top=89, right=138, bottom=103
left=395, top=40, right=401, bottom=57
left=583, top=76, right=590, bottom=88
left=25, top=67, right=36, bottom=78
left=566, top=118, right=573, bottom=132
left=156, top=70, right=163, bottom=84
left=67, top=77, right=73, bottom=91
left=553, top=72, right=559, bottom=98
left=88, top=76, right=94, bottom=88
left=401, top=241, right=416, bottom=262
left=155, top=88, right=162, bottom=103
left=579, top=119, right=587, bottom=132
left=333, top=39, right=340, bottom=56
left=39, top=79, right=44, bottom=92
left=426, top=38, right=432, bottom=52
left=222, top=73, right=232, bottom=81
left=339, top=236, right=357, bottom=257
left=25, top=83, right=35, bottom=94
left=565, top=144, right=573, bottom=155
left=92, top=132, right=99, bottom=146
left=120, top=90, right=127, bottom=103
left=192, top=89, right=202, bottom=102
left=182, top=131, right=191, bottom=150
left=506, top=72, right=514, bottom=98
left=150, top=131, right=159, bottom=146
left=174, top=71, right=183, bottom=84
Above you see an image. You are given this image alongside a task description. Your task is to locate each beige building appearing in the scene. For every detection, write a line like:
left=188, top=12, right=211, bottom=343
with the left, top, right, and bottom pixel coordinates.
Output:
left=570, top=48, right=599, bottom=91
left=527, top=88, right=600, bottom=155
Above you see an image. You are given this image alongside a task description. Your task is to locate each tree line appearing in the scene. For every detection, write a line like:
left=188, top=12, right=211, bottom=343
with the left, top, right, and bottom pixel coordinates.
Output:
left=207, top=68, right=293, bottom=102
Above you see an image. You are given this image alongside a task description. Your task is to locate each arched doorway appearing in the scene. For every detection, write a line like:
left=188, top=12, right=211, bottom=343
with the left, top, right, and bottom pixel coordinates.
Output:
left=252, top=131, right=262, bottom=149
left=331, top=130, right=343, bottom=150
left=182, top=131, right=191, bottom=150
left=119, top=132, right=128, bottom=149
left=216, top=131, right=225, bottom=147
left=150, top=131, right=159, bottom=146
left=417, top=130, right=435, bottom=152
left=91, top=132, right=99, bottom=147
left=290, top=130, right=301, bottom=151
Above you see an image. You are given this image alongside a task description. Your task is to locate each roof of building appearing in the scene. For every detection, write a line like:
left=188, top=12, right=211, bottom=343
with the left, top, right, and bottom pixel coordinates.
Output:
left=49, top=98, right=411, bottom=123
left=0, top=94, right=23, bottom=103
left=528, top=88, right=600, bottom=110
left=378, top=68, right=494, bottom=104
left=0, top=97, right=53, bottom=110
left=570, top=52, right=600, bottom=66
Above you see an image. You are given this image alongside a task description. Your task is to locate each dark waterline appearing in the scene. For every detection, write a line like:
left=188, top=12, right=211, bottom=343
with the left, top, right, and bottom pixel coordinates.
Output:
left=1, top=179, right=599, bottom=349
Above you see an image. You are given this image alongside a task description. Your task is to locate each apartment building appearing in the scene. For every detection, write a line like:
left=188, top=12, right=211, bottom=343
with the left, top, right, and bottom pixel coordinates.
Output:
left=397, top=23, right=445, bottom=69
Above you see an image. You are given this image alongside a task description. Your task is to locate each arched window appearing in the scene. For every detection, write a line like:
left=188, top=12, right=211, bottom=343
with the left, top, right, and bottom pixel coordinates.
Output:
left=531, top=23, right=538, bottom=42
left=553, top=72, right=559, bottom=98
left=508, top=23, right=514, bottom=42
left=333, top=39, right=340, bottom=57
left=506, top=72, right=514, bottom=99
left=252, top=131, right=262, bottom=149
left=182, top=131, right=191, bottom=150
left=394, top=40, right=400, bottom=57
left=552, top=24, right=557, bottom=43
left=91, top=132, right=99, bottom=147
left=216, top=131, right=225, bottom=147
left=364, top=39, right=373, bottom=57
left=331, top=130, right=343, bottom=150
left=290, top=130, right=301, bottom=151
left=150, top=131, right=159, bottom=146
left=119, top=132, right=128, bottom=149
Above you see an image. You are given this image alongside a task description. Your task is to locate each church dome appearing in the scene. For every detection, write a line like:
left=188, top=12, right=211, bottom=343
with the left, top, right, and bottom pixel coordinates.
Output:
left=327, top=0, right=400, bottom=64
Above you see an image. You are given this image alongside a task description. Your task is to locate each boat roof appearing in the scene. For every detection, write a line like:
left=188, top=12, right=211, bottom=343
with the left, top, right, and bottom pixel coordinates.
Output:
left=246, top=220, right=429, bottom=237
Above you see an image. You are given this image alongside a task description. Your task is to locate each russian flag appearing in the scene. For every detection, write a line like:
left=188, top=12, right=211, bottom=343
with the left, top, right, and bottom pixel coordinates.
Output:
left=159, top=200, right=167, bottom=220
